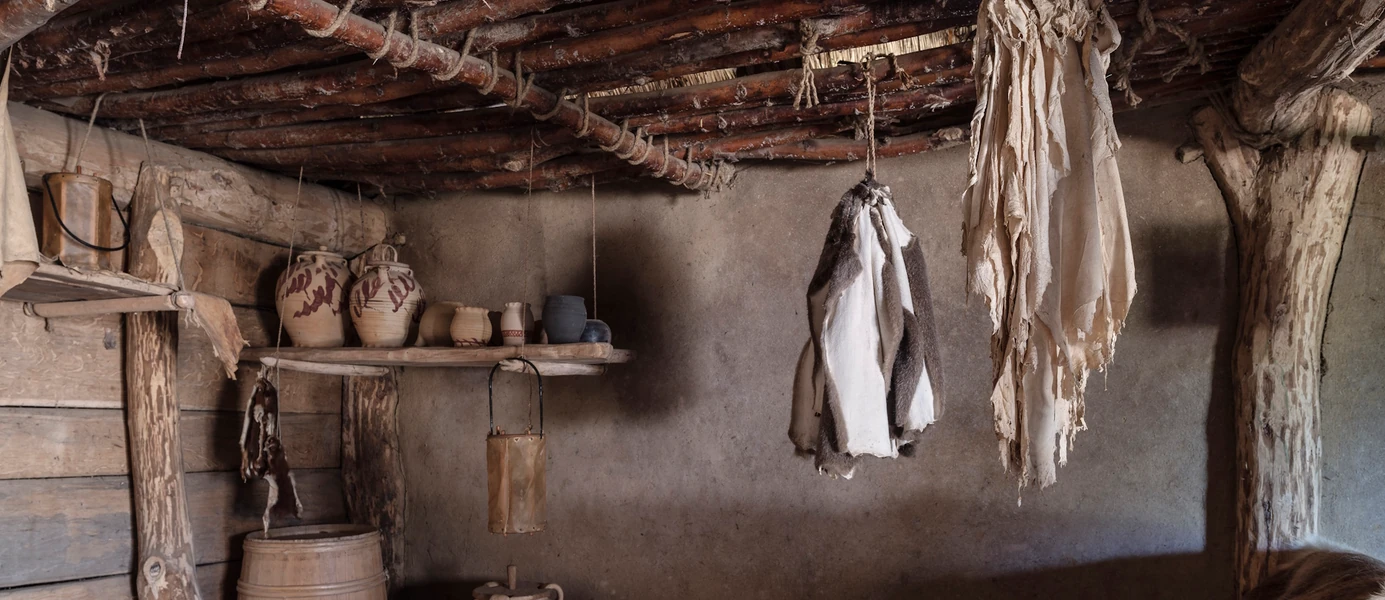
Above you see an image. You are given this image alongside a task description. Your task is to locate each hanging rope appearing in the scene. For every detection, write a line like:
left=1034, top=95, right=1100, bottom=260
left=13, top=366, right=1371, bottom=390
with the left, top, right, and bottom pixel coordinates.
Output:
left=575, top=92, right=593, bottom=137
left=136, top=119, right=188, bottom=291
left=1109, top=0, right=1209, bottom=107
left=863, top=56, right=879, bottom=178
left=304, top=0, right=355, bottom=37
left=68, top=92, right=108, bottom=172
left=794, top=19, right=821, bottom=110
left=176, top=0, right=190, bottom=59
left=269, top=167, right=307, bottom=389
left=479, top=51, right=501, bottom=95
left=590, top=175, right=598, bottom=320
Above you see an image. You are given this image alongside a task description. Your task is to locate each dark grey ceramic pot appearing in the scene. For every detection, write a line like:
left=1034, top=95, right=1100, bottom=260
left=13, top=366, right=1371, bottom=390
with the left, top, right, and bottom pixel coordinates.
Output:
left=542, top=295, right=587, bottom=343
left=580, top=319, right=612, bottom=343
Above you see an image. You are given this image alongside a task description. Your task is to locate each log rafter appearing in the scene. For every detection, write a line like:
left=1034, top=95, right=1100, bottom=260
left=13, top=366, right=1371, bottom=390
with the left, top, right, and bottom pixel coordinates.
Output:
left=251, top=0, right=726, bottom=190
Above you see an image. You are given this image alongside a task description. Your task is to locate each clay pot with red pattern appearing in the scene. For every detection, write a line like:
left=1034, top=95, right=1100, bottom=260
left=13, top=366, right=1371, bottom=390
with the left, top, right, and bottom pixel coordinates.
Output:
left=275, top=247, right=352, bottom=348
left=348, top=246, right=425, bottom=347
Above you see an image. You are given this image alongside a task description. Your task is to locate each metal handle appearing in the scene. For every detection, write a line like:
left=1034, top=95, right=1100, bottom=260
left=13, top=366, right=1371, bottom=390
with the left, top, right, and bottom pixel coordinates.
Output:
left=488, top=357, right=543, bottom=436
left=41, top=173, right=130, bottom=252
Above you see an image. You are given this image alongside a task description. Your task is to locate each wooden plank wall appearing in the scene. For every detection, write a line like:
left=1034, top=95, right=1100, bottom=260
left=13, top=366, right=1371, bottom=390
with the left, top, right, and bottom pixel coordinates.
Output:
left=0, top=216, right=347, bottom=597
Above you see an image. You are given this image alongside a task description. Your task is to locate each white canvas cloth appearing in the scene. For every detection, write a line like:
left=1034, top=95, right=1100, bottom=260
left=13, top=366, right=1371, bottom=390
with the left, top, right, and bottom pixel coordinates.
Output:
left=963, top=0, right=1136, bottom=488
left=0, top=53, right=40, bottom=297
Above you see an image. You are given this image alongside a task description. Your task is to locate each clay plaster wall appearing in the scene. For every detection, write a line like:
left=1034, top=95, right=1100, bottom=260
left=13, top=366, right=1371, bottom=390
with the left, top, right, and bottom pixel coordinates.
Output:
left=391, top=99, right=1385, bottom=599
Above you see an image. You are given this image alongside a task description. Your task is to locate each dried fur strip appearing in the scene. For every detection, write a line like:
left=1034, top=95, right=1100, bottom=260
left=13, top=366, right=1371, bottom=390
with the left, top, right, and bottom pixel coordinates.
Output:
left=1245, top=546, right=1385, bottom=600
left=240, top=372, right=303, bottom=532
left=963, top=0, right=1136, bottom=489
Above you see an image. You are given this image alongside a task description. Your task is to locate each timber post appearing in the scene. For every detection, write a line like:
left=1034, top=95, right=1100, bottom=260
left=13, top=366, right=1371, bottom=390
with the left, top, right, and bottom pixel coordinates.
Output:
left=343, top=371, right=406, bottom=591
left=1189, top=1, right=1385, bottom=595
left=124, top=165, right=202, bottom=600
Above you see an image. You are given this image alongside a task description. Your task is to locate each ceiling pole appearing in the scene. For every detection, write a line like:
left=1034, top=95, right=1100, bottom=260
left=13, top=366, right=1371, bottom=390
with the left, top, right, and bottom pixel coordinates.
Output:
left=249, top=0, right=727, bottom=190
left=0, top=0, right=82, bottom=51
left=1189, top=1, right=1385, bottom=596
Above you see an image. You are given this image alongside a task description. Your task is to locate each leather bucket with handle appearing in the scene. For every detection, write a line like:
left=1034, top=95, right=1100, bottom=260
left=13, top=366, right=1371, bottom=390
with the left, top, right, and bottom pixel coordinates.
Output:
left=487, top=358, right=547, bottom=535
left=40, top=169, right=126, bottom=270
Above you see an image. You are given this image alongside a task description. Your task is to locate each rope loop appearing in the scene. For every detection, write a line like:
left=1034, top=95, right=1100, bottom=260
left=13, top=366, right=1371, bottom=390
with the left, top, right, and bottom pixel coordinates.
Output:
left=507, top=50, right=527, bottom=108
left=615, top=127, right=646, bottom=160
left=598, top=119, right=631, bottom=152
left=366, top=11, right=399, bottom=61
left=389, top=14, right=423, bottom=68
left=511, top=74, right=535, bottom=109
left=478, top=51, right=500, bottom=94
left=532, top=88, right=570, bottom=121
left=651, top=137, right=671, bottom=177
left=671, top=151, right=696, bottom=187
left=627, top=129, right=655, bottom=165
left=305, top=0, right=356, bottom=37
left=575, top=93, right=593, bottom=137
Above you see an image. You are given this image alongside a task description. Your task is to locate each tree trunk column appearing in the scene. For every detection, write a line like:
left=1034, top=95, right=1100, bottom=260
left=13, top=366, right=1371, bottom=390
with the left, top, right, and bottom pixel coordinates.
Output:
left=124, top=166, right=201, bottom=599
left=1193, top=89, right=1372, bottom=596
left=344, top=371, right=406, bottom=591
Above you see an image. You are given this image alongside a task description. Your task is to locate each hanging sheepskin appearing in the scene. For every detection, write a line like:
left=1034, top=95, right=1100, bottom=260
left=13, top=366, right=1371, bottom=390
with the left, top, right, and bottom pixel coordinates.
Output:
left=963, top=0, right=1136, bottom=489
left=792, top=176, right=945, bottom=479
left=240, top=372, right=303, bottom=531
left=0, top=52, right=41, bottom=297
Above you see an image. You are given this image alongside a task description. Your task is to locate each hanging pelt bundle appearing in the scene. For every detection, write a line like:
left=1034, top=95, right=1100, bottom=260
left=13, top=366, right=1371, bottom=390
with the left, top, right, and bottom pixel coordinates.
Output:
left=791, top=176, right=945, bottom=479
left=240, top=371, right=303, bottom=532
left=963, top=0, right=1136, bottom=489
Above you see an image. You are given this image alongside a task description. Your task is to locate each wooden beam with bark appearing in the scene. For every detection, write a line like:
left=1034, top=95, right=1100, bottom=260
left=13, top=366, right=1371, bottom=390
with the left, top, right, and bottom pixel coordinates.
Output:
left=1232, top=0, right=1385, bottom=139
left=9, top=102, right=388, bottom=254
left=343, top=373, right=407, bottom=593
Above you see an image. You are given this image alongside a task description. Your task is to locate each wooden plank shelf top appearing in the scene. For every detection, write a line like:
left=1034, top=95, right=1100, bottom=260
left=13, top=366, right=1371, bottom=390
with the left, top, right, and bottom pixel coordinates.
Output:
left=241, top=343, right=633, bottom=369
left=1, top=263, right=175, bottom=304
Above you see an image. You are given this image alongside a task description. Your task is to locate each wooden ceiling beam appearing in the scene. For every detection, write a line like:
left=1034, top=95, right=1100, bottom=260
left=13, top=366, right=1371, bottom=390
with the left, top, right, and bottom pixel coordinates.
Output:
left=413, top=0, right=596, bottom=39
left=255, top=0, right=724, bottom=190
left=0, top=0, right=82, bottom=51
left=1232, top=0, right=1385, bottom=138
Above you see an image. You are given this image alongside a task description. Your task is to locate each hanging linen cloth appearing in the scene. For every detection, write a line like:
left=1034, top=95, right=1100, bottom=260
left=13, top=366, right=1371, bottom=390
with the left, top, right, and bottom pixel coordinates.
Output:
left=0, top=52, right=41, bottom=297
left=963, top=0, right=1136, bottom=489
left=791, top=177, right=945, bottom=479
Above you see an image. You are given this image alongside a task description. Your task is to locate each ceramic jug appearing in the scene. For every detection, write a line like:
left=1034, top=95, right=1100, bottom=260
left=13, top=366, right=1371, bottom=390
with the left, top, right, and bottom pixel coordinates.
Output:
left=417, top=301, right=464, bottom=346
left=500, top=302, right=533, bottom=346
left=275, top=247, right=351, bottom=348
left=348, top=246, right=424, bottom=347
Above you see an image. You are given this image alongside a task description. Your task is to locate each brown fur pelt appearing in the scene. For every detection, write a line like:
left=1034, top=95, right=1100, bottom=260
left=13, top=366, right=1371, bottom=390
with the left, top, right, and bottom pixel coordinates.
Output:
left=1246, top=546, right=1385, bottom=600
left=239, top=372, right=303, bottom=532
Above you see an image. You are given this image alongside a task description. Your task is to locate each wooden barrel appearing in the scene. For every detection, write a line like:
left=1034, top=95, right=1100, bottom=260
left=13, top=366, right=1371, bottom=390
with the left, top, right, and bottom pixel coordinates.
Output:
left=238, top=524, right=387, bottom=599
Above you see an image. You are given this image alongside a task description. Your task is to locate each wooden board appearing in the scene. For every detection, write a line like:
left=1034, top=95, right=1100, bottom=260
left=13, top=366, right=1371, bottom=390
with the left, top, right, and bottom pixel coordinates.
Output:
left=0, top=562, right=237, bottom=600
left=0, top=263, right=173, bottom=304
left=0, top=302, right=339, bottom=413
left=241, top=343, right=633, bottom=368
left=181, top=224, right=288, bottom=308
left=0, top=469, right=346, bottom=588
left=0, top=408, right=340, bottom=479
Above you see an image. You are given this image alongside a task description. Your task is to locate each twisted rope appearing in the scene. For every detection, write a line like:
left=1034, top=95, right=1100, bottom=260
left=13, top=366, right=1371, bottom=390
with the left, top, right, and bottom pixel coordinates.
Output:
left=479, top=51, right=501, bottom=94
left=532, top=88, right=569, bottom=121
left=1110, top=0, right=1209, bottom=107
left=390, top=14, right=423, bottom=69
left=793, top=19, right=821, bottom=110
left=650, top=137, right=670, bottom=177
left=614, top=127, right=645, bottom=160
left=575, top=93, right=593, bottom=137
left=598, top=119, right=631, bottom=152
left=304, top=0, right=355, bottom=37
left=365, top=11, right=399, bottom=61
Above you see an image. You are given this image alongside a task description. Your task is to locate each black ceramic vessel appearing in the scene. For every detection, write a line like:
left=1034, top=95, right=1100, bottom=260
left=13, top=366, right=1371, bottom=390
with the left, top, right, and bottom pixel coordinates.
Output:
left=580, top=319, right=612, bottom=343
left=542, top=295, right=587, bottom=343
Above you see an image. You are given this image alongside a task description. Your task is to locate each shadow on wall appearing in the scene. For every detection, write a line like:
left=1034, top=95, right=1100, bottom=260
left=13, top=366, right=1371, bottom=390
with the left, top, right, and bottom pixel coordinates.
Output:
left=396, top=553, right=1216, bottom=600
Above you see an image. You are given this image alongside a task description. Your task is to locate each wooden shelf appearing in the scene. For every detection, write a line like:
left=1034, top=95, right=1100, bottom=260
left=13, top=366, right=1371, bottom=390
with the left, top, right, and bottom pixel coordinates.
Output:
left=241, top=343, right=633, bottom=369
left=1, top=263, right=175, bottom=304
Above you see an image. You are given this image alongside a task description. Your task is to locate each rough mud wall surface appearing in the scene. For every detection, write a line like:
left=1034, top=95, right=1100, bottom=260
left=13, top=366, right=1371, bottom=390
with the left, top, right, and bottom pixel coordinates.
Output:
left=390, top=101, right=1379, bottom=599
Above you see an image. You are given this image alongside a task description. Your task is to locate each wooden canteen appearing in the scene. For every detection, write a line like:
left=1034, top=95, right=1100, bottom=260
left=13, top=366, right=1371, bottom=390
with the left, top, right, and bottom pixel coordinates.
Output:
left=487, top=358, right=547, bottom=535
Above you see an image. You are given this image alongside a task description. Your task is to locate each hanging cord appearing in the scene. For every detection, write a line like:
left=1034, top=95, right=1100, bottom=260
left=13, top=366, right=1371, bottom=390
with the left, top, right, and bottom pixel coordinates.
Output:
left=69, top=92, right=108, bottom=172
left=863, top=56, right=879, bottom=178
left=270, top=168, right=307, bottom=389
left=136, top=120, right=187, bottom=291
left=590, top=175, right=597, bottom=320
left=44, top=91, right=129, bottom=253
left=1109, top=0, right=1209, bottom=107
left=479, top=51, right=501, bottom=94
left=176, top=0, right=190, bottom=59
left=794, top=19, right=821, bottom=110
left=574, top=92, right=593, bottom=137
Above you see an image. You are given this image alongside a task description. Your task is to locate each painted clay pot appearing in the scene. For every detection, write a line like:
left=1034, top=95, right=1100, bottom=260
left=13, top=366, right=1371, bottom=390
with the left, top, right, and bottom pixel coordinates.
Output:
left=275, top=248, right=352, bottom=348
left=542, top=295, right=587, bottom=344
left=580, top=319, right=612, bottom=344
left=348, top=248, right=424, bottom=348
left=500, top=302, right=534, bottom=346
left=450, top=306, right=492, bottom=347
left=416, top=301, right=465, bottom=346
